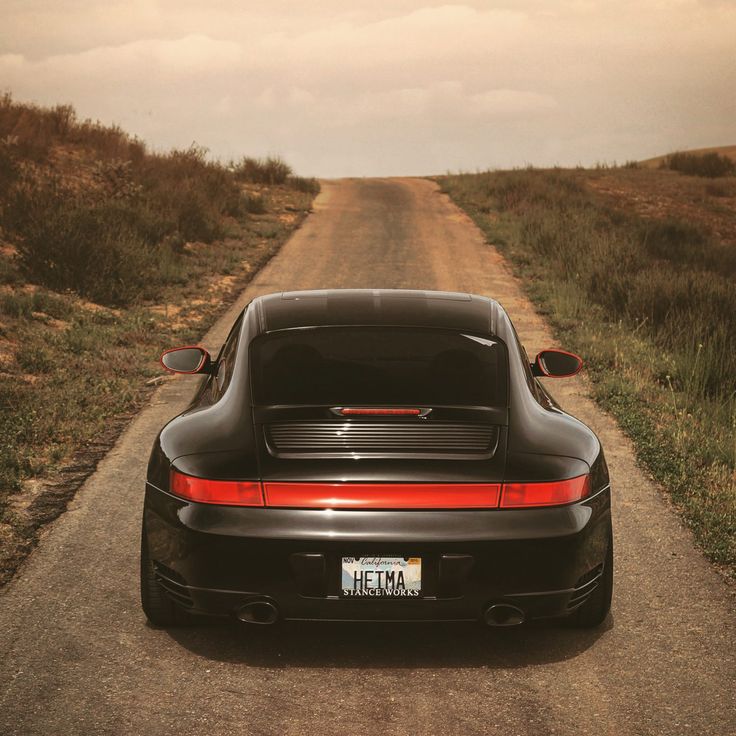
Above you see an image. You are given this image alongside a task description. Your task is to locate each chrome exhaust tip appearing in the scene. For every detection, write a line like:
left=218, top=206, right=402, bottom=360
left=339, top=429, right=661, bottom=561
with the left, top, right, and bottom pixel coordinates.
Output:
left=236, top=600, right=279, bottom=625
left=483, top=603, right=525, bottom=627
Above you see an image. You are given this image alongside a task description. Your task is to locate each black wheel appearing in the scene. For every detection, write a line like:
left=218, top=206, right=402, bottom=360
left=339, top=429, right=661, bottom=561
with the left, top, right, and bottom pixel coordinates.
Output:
left=570, top=530, right=613, bottom=628
left=140, top=529, right=192, bottom=627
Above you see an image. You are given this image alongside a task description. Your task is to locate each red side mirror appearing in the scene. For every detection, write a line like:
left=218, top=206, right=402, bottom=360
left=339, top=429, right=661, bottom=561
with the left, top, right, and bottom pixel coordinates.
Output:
left=532, top=349, right=583, bottom=378
left=160, top=346, right=212, bottom=374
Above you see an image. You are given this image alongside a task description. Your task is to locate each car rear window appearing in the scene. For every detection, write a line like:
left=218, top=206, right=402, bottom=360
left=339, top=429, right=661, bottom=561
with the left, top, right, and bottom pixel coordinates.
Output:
left=250, top=327, right=507, bottom=407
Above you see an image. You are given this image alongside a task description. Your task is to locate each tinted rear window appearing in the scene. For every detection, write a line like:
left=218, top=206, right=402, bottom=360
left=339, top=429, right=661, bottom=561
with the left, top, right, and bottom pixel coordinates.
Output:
left=251, top=327, right=507, bottom=407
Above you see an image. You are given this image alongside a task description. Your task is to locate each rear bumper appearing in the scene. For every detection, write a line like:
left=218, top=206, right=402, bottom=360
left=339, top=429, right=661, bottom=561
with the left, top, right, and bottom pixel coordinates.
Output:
left=143, top=482, right=611, bottom=622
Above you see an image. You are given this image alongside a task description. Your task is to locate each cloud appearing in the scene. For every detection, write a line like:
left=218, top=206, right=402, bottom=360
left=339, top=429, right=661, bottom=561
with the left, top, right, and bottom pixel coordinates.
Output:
left=0, top=2, right=735, bottom=175
left=1, top=34, right=242, bottom=85
left=287, top=83, right=558, bottom=129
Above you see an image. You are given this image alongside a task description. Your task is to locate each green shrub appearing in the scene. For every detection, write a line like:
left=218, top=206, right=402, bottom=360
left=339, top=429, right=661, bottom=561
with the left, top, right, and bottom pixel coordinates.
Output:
left=0, top=289, right=72, bottom=320
left=172, top=185, right=226, bottom=243
left=640, top=219, right=709, bottom=263
left=664, top=151, right=735, bottom=178
left=134, top=146, right=239, bottom=242
left=16, top=344, right=55, bottom=373
left=288, top=176, right=321, bottom=195
left=242, top=192, right=267, bottom=214
left=234, top=156, right=292, bottom=185
left=0, top=143, right=19, bottom=196
left=8, top=185, right=184, bottom=306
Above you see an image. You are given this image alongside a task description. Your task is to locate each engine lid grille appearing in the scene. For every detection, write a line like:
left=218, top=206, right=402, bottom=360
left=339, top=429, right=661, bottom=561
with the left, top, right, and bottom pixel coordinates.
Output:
left=265, top=421, right=499, bottom=459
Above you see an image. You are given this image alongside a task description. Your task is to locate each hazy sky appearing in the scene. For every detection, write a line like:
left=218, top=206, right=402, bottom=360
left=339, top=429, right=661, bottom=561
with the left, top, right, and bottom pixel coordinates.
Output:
left=2, top=1, right=735, bottom=176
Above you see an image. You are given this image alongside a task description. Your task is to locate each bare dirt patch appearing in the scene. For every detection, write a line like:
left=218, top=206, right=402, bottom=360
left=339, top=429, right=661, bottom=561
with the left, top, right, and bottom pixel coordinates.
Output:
left=586, top=168, right=736, bottom=244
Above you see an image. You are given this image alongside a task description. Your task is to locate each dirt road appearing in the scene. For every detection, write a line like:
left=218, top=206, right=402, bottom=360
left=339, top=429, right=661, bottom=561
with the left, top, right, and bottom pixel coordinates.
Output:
left=1, top=178, right=734, bottom=736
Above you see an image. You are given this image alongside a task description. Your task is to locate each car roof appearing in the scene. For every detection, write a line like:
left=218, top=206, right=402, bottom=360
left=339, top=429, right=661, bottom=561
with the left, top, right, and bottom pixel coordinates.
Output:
left=253, top=289, right=502, bottom=334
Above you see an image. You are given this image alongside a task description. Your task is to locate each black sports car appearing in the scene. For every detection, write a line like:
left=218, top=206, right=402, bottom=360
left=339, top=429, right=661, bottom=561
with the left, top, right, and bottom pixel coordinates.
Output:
left=142, top=289, right=612, bottom=628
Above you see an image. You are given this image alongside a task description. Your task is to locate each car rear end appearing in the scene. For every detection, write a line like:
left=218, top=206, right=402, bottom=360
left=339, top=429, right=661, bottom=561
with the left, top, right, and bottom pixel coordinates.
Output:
left=143, top=324, right=611, bottom=626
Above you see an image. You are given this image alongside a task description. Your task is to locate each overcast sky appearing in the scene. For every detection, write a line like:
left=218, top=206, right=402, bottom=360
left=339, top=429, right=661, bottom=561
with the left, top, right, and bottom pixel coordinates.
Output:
left=2, top=1, right=735, bottom=176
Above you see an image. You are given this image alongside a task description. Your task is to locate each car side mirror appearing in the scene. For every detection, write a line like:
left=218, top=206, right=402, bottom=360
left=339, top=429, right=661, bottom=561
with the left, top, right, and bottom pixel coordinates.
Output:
left=532, top=349, right=583, bottom=378
left=160, top=346, right=212, bottom=374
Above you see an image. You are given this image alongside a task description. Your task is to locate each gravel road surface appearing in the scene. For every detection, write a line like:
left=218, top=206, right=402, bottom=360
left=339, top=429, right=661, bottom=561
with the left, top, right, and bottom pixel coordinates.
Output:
left=1, top=178, right=734, bottom=736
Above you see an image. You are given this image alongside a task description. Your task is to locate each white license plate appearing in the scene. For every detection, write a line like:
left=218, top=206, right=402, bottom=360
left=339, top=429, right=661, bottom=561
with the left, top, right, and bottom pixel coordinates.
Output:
left=341, top=556, right=422, bottom=598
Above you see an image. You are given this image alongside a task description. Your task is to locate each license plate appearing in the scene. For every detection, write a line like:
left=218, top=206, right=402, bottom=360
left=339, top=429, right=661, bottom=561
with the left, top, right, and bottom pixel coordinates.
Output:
left=341, top=556, right=422, bottom=598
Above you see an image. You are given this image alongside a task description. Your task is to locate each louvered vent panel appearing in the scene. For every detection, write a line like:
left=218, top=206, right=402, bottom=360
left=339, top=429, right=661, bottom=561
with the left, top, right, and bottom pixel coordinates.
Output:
left=266, top=422, right=499, bottom=459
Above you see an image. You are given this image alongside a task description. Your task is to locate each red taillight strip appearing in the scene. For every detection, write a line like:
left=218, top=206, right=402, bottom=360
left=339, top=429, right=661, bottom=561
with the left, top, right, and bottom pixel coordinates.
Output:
left=338, top=408, right=422, bottom=416
left=500, top=475, right=591, bottom=508
left=170, top=470, right=264, bottom=506
left=263, top=482, right=501, bottom=509
left=169, top=472, right=592, bottom=509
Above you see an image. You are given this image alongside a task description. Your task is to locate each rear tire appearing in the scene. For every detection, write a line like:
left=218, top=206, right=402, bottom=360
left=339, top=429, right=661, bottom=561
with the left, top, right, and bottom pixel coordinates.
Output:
left=570, top=529, right=613, bottom=629
left=140, top=529, right=192, bottom=627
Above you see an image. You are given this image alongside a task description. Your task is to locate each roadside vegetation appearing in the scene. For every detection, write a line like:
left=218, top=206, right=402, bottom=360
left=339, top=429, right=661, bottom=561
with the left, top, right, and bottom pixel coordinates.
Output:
left=440, top=163, right=735, bottom=578
left=0, top=94, right=319, bottom=583
left=662, top=151, right=735, bottom=178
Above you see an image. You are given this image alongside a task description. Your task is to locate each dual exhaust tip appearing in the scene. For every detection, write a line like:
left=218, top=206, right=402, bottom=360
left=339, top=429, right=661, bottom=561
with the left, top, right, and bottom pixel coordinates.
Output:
left=237, top=599, right=279, bottom=625
left=483, top=603, right=525, bottom=627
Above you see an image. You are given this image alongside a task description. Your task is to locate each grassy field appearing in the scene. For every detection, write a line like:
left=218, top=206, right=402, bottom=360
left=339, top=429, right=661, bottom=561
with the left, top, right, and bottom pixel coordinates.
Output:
left=440, top=163, right=735, bottom=579
left=0, top=95, right=318, bottom=584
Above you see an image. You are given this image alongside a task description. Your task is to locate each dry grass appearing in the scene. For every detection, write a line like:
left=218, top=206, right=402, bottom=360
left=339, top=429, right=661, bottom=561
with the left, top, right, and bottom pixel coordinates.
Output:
left=0, top=95, right=318, bottom=585
left=1, top=96, right=318, bottom=307
left=0, top=93, right=145, bottom=163
left=232, top=155, right=321, bottom=194
left=584, top=167, right=736, bottom=244
left=441, top=166, right=736, bottom=577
